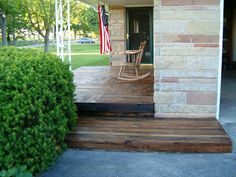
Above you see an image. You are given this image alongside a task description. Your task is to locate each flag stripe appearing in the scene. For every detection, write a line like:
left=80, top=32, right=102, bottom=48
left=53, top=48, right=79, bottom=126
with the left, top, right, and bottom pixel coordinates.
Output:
left=98, top=5, right=112, bottom=54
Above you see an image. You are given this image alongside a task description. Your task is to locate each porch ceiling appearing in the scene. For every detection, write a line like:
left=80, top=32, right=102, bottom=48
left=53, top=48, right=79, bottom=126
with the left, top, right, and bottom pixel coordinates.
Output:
left=79, top=0, right=153, bottom=7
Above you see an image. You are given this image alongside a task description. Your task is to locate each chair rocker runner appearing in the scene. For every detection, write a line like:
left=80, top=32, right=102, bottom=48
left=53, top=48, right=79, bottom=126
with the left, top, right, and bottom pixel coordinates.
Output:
left=118, top=41, right=150, bottom=81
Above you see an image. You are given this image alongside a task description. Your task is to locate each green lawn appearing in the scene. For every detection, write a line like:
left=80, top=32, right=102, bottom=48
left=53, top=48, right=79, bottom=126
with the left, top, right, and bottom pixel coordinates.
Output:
left=50, top=44, right=109, bottom=70
left=69, top=54, right=108, bottom=70
left=35, top=43, right=109, bottom=70
left=71, top=43, right=102, bottom=53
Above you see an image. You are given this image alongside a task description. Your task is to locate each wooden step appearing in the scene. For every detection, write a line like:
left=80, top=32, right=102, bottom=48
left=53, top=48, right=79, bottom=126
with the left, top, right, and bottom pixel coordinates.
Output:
left=66, top=116, right=232, bottom=153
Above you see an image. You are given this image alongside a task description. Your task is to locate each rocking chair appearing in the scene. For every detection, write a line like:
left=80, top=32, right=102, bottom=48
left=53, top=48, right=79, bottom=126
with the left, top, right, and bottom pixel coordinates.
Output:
left=118, top=40, right=150, bottom=81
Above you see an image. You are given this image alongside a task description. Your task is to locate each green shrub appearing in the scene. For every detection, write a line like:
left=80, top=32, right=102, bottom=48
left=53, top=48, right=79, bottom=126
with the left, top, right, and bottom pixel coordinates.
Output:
left=0, top=166, right=32, bottom=177
left=0, top=47, right=77, bottom=175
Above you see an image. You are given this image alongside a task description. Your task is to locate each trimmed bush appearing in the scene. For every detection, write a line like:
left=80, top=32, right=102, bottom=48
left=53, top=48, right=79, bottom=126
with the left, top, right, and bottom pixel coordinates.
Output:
left=0, top=47, right=77, bottom=175
left=0, top=166, right=32, bottom=177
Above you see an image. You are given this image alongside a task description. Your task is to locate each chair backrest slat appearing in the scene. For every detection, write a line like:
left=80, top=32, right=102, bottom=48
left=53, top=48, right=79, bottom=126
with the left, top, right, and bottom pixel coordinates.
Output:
left=136, top=40, right=146, bottom=65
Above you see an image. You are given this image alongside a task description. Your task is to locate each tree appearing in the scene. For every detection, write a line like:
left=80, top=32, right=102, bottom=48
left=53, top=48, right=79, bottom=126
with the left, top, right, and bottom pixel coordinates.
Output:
left=21, top=0, right=55, bottom=52
left=6, top=13, right=29, bottom=45
left=1, top=0, right=99, bottom=50
left=70, top=2, right=99, bottom=38
left=84, top=7, right=99, bottom=36
left=70, top=2, right=88, bottom=39
left=0, top=12, right=7, bottom=46
left=0, top=0, right=20, bottom=46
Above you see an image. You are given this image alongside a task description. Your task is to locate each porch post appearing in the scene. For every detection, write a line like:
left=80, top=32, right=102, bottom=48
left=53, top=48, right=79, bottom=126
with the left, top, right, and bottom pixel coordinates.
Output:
left=67, top=0, right=72, bottom=71
left=55, top=0, right=72, bottom=70
left=216, top=0, right=225, bottom=120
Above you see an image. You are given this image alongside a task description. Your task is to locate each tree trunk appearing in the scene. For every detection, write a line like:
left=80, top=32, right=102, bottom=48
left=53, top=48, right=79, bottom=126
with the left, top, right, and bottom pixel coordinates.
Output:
left=7, top=33, right=11, bottom=45
left=53, top=25, right=56, bottom=40
left=44, top=30, right=50, bottom=53
left=12, top=28, right=16, bottom=45
left=0, top=13, right=7, bottom=46
left=74, top=30, right=77, bottom=40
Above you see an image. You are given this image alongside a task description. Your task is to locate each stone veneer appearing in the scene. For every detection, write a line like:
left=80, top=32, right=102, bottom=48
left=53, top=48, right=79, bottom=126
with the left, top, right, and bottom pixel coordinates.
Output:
left=154, top=0, right=221, bottom=118
left=109, top=6, right=126, bottom=66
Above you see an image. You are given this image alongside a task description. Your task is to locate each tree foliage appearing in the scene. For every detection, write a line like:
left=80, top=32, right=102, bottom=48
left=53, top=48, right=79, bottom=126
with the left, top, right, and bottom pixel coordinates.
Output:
left=0, top=0, right=21, bottom=45
left=21, top=0, right=55, bottom=52
left=70, top=2, right=99, bottom=38
left=0, top=0, right=20, bottom=15
left=1, top=0, right=99, bottom=49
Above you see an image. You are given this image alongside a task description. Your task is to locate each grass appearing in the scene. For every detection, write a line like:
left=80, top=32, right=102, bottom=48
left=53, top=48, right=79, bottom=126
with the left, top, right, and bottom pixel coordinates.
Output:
left=68, top=44, right=109, bottom=70
left=3, top=42, right=109, bottom=70
left=70, top=54, right=109, bottom=70
left=71, top=44, right=101, bottom=53
left=33, top=43, right=109, bottom=70
left=49, top=43, right=101, bottom=53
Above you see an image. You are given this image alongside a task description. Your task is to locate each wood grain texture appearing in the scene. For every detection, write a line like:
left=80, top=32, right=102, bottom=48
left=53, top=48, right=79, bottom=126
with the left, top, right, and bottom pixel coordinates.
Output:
left=66, top=116, right=232, bottom=153
left=74, top=66, right=154, bottom=117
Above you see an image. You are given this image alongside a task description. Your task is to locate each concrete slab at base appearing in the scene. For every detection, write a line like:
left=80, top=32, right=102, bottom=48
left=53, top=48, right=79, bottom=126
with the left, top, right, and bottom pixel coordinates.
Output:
left=39, top=150, right=236, bottom=177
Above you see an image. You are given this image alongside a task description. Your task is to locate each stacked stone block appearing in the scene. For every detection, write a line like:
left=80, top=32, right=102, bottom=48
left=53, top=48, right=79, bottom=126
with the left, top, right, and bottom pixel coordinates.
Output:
left=154, top=0, right=221, bottom=118
left=109, top=7, right=126, bottom=66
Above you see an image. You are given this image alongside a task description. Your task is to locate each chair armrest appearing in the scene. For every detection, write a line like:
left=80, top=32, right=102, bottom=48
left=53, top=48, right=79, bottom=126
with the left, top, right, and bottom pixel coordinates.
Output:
left=125, top=50, right=140, bottom=54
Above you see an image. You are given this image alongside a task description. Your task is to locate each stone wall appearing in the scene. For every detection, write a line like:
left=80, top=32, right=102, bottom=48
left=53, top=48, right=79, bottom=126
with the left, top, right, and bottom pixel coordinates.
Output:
left=154, top=0, right=221, bottom=118
left=109, top=6, right=126, bottom=66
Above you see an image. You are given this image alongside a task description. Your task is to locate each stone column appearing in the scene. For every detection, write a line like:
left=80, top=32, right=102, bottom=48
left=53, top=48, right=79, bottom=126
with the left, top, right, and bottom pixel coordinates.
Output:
left=109, top=6, right=126, bottom=66
left=154, top=0, right=221, bottom=118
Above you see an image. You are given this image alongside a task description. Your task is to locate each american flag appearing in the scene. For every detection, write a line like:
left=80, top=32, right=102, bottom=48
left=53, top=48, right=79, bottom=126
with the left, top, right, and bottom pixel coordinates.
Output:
left=98, top=5, right=112, bottom=54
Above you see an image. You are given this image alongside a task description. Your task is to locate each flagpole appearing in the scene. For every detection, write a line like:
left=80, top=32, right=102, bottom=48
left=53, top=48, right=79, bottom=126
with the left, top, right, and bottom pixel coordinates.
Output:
left=67, top=0, right=72, bottom=71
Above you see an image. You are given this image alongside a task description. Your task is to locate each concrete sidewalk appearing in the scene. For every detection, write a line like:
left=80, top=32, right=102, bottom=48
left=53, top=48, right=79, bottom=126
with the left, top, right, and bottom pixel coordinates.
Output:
left=39, top=72, right=236, bottom=177
left=39, top=150, right=236, bottom=177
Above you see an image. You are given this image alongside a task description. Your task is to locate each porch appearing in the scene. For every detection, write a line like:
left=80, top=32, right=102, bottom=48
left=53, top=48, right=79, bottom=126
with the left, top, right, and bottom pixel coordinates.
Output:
left=73, top=66, right=154, bottom=117
left=66, top=66, right=232, bottom=153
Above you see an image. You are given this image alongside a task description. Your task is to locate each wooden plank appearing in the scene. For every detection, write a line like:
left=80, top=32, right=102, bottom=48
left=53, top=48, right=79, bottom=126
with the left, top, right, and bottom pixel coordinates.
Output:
left=66, top=117, right=232, bottom=153
left=77, top=118, right=221, bottom=128
left=75, top=127, right=226, bottom=135
left=77, top=122, right=222, bottom=130
left=66, top=134, right=231, bottom=153
left=74, top=66, right=154, bottom=105
left=67, top=133, right=231, bottom=144
left=78, top=116, right=216, bottom=121
left=67, top=141, right=231, bottom=153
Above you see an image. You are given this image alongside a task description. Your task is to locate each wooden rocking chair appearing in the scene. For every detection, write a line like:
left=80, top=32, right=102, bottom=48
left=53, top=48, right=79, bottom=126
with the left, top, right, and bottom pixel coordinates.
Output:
left=118, top=41, right=150, bottom=81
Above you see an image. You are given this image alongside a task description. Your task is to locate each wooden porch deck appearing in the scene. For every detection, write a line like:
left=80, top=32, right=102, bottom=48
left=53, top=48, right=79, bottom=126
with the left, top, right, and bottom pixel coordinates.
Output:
left=73, top=66, right=154, bottom=117
left=67, top=66, right=232, bottom=153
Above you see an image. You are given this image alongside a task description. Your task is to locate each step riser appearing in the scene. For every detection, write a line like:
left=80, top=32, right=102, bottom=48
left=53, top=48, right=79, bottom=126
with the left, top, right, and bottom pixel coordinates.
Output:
left=66, top=141, right=232, bottom=153
left=77, top=111, right=154, bottom=118
left=76, top=103, right=154, bottom=117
